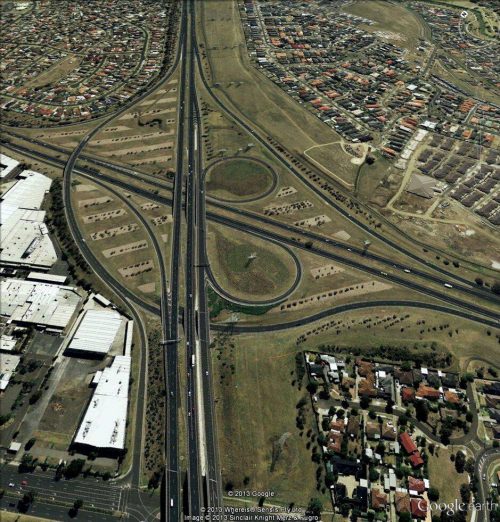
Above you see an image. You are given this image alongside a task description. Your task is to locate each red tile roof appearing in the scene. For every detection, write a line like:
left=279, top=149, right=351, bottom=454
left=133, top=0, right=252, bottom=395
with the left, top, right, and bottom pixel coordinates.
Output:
left=408, top=476, right=425, bottom=493
left=371, top=488, right=387, bottom=509
left=411, top=498, right=428, bottom=518
left=399, top=432, right=418, bottom=455
left=416, top=384, right=441, bottom=400
left=409, top=452, right=424, bottom=468
left=395, top=492, right=411, bottom=513
left=402, top=387, right=415, bottom=402
left=444, top=390, right=460, bottom=404
left=327, top=432, right=343, bottom=454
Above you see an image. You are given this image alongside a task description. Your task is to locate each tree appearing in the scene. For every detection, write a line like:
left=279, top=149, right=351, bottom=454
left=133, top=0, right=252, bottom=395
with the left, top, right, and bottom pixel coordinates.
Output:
left=428, top=487, right=439, bottom=501
left=69, top=499, right=84, bottom=518
left=19, top=453, right=36, bottom=473
left=18, top=491, right=35, bottom=513
left=401, top=361, right=412, bottom=371
left=325, top=471, right=336, bottom=487
left=0, top=414, right=11, bottom=426
left=460, top=483, right=471, bottom=503
left=415, top=400, right=429, bottom=423
left=25, top=438, right=36, bottom=451
left=64, top=459, right=85, bottom=479
left=29, top=390, right=42, bottom=405
left=491, top=282, right=500, bottom=295
left=399, top=513, right=411, bottom=522
left=455, top=451, right=466, bottom=473
left=369, top=468, right=379, bottom=481
left=306, top=498, right=323, bottom=518
left=464, top=457, right=475, bottom=474
left=360, top=396, right=371, bottom=409
left=306, top=381, right=318, bottom=394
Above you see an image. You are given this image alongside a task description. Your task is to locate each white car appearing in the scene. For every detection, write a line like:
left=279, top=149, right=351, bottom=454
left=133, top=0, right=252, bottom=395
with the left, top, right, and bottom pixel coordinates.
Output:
left=8, top=482, right=15, bottom=488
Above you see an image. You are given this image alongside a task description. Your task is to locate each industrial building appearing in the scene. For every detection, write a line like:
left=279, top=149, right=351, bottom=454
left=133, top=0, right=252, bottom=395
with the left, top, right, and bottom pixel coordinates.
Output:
left=0, top=278, right=81, bottom=330
left=0, top=168, right=57, bottom=269
left=73, top=354, right=131, bottom=452
left=65, top=309, right=124, bottom=357
left=0, top=353, right=20, bottom=391
left=0, top=153, right=20, bottom=178
left=0, top=334, right=18, bottom=352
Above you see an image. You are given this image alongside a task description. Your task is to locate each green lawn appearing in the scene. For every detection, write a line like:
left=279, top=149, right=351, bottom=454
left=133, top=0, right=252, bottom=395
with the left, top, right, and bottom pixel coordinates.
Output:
left=206, top=158, right=274, bottom=200
left=207, top=224, right=297, bottom=300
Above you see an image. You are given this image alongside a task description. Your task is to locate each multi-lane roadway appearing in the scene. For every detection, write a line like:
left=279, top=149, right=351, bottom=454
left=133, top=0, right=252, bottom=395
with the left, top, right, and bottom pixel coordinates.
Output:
left=1, top=1, right=499, bottom=521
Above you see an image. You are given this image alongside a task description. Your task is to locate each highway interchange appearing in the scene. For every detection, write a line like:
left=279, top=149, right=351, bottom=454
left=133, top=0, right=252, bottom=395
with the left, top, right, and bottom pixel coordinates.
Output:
left=1, top=1, right=499, bottom=521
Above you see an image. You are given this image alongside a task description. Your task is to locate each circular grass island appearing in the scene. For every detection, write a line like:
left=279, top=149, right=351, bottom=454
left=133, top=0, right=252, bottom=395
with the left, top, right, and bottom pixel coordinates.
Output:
left=207, top=224, right=300, bottom=303
left=205, top=157, right=276, bottom=202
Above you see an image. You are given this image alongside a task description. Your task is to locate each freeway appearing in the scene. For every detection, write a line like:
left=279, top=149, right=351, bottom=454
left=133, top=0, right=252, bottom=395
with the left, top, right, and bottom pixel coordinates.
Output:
left=189, top=0, right=224, bottom=512
left=4, top=139, right=499, bottom=324
left=5, top=128, right=500, bottom=308
left=5, top=136, right=500, bottom=313
left=191, top=24, right=500, bottom=301
left=162, top=3, right=189, bottom=521
left=183, top=1, right=204, bottom=516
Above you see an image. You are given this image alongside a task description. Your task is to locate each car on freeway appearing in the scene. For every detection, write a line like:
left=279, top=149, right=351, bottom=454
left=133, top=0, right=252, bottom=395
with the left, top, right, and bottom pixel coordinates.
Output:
left=8, top=482, right=15, bottom=487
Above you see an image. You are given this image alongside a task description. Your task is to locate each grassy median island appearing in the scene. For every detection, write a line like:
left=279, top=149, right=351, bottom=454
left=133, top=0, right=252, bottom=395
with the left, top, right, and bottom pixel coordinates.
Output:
left=207, top=224, right=298, bottom=301
left=206, top=158, right=274, bottom=201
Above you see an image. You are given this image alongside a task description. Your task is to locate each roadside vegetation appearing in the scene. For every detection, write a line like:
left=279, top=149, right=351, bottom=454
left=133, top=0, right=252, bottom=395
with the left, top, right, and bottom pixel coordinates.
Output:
left=144, top=326, right=166, bottom=489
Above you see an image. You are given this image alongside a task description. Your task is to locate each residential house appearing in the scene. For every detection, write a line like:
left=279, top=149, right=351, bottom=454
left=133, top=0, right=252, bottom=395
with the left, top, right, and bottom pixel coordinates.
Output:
left=395, top=492, right=411, bottom=513
left=411, top=498, right=428, bottom=519
left=371, top=488, right=388, bottom=510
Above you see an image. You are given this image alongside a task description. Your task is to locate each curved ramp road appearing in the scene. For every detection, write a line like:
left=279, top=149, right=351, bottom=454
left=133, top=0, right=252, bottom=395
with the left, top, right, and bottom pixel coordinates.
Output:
left=5, top=138, right=500, bottom=310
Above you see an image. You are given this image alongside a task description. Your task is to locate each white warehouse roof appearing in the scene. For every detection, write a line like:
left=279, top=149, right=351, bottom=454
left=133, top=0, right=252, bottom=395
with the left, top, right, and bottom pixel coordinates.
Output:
left=0, top=279, right=81, bottom=329
left=74, top=355, right=131, bottom=450
left=0, top=353, right=20, bottom=390
left=0, top=153, right=20, bottom=178
left=67, top=309, right=122, bottom=355
left=0, top=170, right=57, bottom=268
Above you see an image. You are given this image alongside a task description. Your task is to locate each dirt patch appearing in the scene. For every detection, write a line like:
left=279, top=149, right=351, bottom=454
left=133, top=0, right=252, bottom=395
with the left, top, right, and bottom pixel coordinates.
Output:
left=83, top=208, right=126, bottom=224
left=78, top=196, right=113, bottom=208
left=294, top=214, right=332, bottom=228
left=118, top=259, right=154, bottom=278
left=90, top=223, right=139, bottom=240
left=102, top=240, right=148, bottom=259
left=138, top=282, right=156, bottom=293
